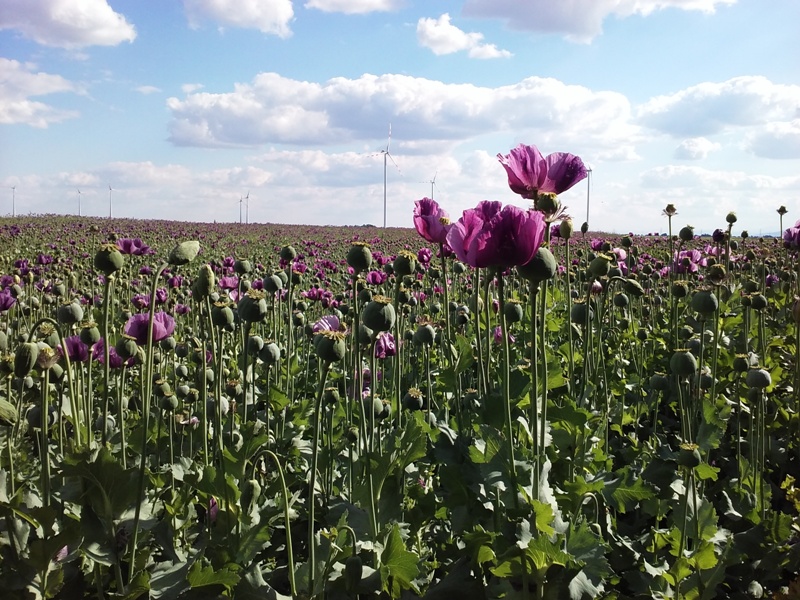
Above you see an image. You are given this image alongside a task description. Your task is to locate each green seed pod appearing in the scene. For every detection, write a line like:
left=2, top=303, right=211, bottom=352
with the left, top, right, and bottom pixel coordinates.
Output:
left=192, top=264, right=216, bottom=300
left=211, top=303, right=235, bottom=328
left=346, top=242, right=372, bottom=273
left=323, top=387, right=340, bottom=405
left=679, top=226, right=694, bottom=242
left=238, top=289, right=268, bottom=323
left=14, top=342, right=39, bottom=378
left=280, top=245, right=297, bottom=262
left=503, top=300, right=524, bottom=324
left=613, top=293, right=629, bottom=308
left=402, top=388, right=424, bottom=411
left=670, top=349, right=697, bottom=378
left=691, top=289, right=718, bottom=316
left=413, top=323, right=436, bottom=346
left=57, top=301, right=84, bottom=325
left=649, top=373, right=669, bottom=392
left=259, top=341, right=281, bottom=366
left=745, top=368, right=771, bottom=389
left=168, top=240, right=201, bottom=266
left=559, top=219, right=574, bottom=240
left=750, top=294, right=768, bottom=311
left=115, top=336, right=139, bottom=360
left=588, top=253, right=612, bottom=277
left=161, top=394, right=179, bottom=412
left=262, top=273, right=283, bottom=293
left=393, top=250, right=417, bottom=277
left=570, top=301, right=593, bottom=325
left=315, top=331, right=346, bottom=363
left=94, top=243, right=124, bottom=276
left=518, top=247, right=557, bottom=282
left=624, top=278, right=645, bottom=298
left=671, top=281, right=689, bottom=298
left=362, top=296, right=396, bottom=332
left=677, top=443, right=701, bottom=468
left=233, top=259, right=252, bottom=275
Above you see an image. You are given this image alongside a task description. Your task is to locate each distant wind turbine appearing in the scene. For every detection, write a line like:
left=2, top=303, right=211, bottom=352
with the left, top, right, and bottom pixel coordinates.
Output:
left=378, top=124, right=399, bottom=229
left=238, top=191, right=250, bottom=224
left=423, top=171, right=438, bottom=201
left=585, top=168, right=592, bottom=228
left=11, top=186, right=15, bottom=217
left=108, top=184, right=113, bottom=219
left=77, top=188, right=82, bottom=216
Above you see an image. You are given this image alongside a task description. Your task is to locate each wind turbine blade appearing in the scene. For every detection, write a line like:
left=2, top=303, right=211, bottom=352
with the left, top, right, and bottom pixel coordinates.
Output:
left=386, top=123, right=391, bottom=152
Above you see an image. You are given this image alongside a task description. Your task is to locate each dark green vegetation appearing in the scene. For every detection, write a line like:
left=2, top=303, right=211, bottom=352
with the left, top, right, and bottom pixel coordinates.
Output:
left=0, top=215, right=797, bottom=599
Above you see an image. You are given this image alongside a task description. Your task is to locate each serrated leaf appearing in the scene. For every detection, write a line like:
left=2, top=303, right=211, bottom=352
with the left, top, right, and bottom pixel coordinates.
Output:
left=604, top=468, right=654, bottom=513
left=187, top=561, right=240, bottom=591
left=380, top=524, right=419, bottom=598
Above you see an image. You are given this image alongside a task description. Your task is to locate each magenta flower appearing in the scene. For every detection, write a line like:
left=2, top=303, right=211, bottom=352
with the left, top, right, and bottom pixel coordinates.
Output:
left=784, top=219, right=800, bottom=248
left=445, top=201, right=545, bottom=269
left=374, top=331, right=396, bottom=359
left=117, top=238, right=154, bottom=256
left=313, top=314, right=341, bottom=333
left=62, top=335, right=90, bottom=362
left=413, top=198, right=451, bottom=244
left=123, top=311, right=176, bottom=346
left=498, top=144, right=587, bottom=198
left=0, top=289, right=16, bottom=313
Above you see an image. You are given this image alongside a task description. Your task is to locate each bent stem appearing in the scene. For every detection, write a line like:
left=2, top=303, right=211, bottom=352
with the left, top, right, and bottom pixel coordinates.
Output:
left=263, top=450, right=298, bottom=599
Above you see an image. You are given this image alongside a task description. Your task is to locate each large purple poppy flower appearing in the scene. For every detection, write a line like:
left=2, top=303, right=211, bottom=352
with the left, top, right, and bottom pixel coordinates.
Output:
left=413, top=198, right=451, bottom=244
left=498, top=144, right=587, bottom=197
left=123, top=311, right=176, bottom=346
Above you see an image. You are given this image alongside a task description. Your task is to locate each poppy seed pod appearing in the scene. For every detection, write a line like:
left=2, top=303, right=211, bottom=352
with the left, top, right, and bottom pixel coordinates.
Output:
left=238, top=289, right=268, bottom=323
left=670, top=349, right=697, bottom=378
left=57, top=301, right=84, bottom=325
left=247, top=335, right=264, bottom=356
left=559, top=219, right=574, bottom=240
left=14, top=342, right=39, bottom=378
left=280, top=245, right=297, bottom=262
left=168, top=240, right=201, bottom=266
left=726, top=212, right=737, bottom=224
left=314, top=331, right=346, bottom=363
left=745, top=368, right=771, bottom=389
left=413, top=323, right=436, bottom=346
left=323, top=387, right=340, bottom=405
left=263, top=273, right=283, bottom=293
left=393, top=250, right=417, bottom=277
left=193, top=265, right=216, bottom=300
left=518, top=247, right=557, bottom=282
left=346, top=242, right=372, bottom=273
left=211, top=303, right=235, bottom=328
left=233, top=259, right=252, bottom=275
left=362, top=296, right=396, bottom=332
left=733, top=354, right=750, bottom=373
left=677, top=443, right=702, bottom=468
left=570, top=301, right=593, bottom=325
left=691, top=289, right=718, bottom=316
left=402, top=388, right=424, bottom=411
left=679, top=226, right=695, bottom=242
left=649, top=373, right=669, bottom=392
left=358, top=323, right=373, bottom=346
left=503, top=300, right=524, bottom=324
left=580, top=222, right=589, bottom=235
left=115, top=336, right=138, bottom=360
left=259, top=341, right=281, bottom=366
left=750, top=294, right=768, bottom=311
left=588, top=254, right=612, bottom=277
left=613, top=293, right=629, bottom=308
left=94, top=243, right=124, bottom=276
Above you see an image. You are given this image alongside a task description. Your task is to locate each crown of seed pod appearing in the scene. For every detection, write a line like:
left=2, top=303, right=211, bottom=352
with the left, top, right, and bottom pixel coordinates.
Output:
left=402, top=387, right=424, bottom=411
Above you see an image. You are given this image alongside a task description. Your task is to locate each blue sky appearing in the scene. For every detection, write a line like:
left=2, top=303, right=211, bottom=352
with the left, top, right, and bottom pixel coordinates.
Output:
left=1, top=0, right=799, bottom=234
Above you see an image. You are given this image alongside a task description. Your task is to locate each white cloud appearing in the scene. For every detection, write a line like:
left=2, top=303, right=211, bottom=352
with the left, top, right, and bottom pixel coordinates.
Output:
left=640, top=165, right=797, bottom=191
left=461, top=0, right=736, bottom=42
left=166, top=72, right=636, bottom=157
left=183, top=0, right=294, bottom=37
left=674, top=137, right=720, bottom=160
left=182, top=83, right=204, bottom=94
left=135, top=85, right=161, bottom=95
left=0, top=0, right=136, bottom=48
left=0, top=58, right=80, bottom=127
left=745, top=120, right=800, bottom=159
left=638, top=76, right=800, bottom=137
left=304, top=0, right=405, bottom=14
left=417, top=13, right=512, bottom=59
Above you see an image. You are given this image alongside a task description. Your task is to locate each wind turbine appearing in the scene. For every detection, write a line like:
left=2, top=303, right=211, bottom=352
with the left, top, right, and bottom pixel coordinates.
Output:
left=108, top=184, right=113, bottom=218
left=424, top=171, right=438, bottom=201
left=585, top=168, right=592, bottom=229
left=11, top=186, right=15, bottom=217
left=238, top=191, right=250, bottom=224
left=77, top=188, right=82, bottom=217
left=379, top=124, right=399, bottom=229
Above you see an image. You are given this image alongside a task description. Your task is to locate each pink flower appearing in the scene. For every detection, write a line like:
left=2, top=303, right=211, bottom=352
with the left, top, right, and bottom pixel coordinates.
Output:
left=413, top=198, right=451, bottom=244
left=498, top=144, right=587, bottom=198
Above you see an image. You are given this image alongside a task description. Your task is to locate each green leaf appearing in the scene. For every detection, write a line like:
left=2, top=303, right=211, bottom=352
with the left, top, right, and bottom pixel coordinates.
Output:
left=532, top=500, right=555, bottom=537
left=187, top=561, right=240, bottom=592
left=380, top=524, right=419, bottom=598
left=604, top=468, right=654, bottom=513
left=694, top=462, right=719, bottom=482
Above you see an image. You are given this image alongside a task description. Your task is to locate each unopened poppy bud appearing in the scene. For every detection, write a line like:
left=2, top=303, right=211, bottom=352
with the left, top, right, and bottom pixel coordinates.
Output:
left=393, top=250, right=417, bottom=277
left=726, top=212, right=737, bottom=224
left=580, top=222, right=589, bottom=235
left=559, top=219, right=573, bottom=239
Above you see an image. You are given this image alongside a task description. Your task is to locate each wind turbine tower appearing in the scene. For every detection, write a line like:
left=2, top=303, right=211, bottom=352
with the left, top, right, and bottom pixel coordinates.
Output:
left=380, top=124, right=398, bottom=229
left=11, top=186, right=15, bottom=217
left=108, top=184, right=113, bottom=219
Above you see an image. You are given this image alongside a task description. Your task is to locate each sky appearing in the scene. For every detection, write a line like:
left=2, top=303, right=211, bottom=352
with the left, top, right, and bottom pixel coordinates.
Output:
left=1, top=0, right=799, bottom=235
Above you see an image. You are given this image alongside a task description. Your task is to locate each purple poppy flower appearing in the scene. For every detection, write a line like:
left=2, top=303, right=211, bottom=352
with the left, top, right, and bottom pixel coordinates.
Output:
left=446, top=201, right=545, bottom=269
left=417, top=247, right=432, bottom=265
left=413, top=198, right=451, bottom=244
left=374, top=331, right=396, bottom=359
left=63, top=335, right=89, bottom=362
left=493, top=326, right=515, bottom=345
left=783, top=219, right=800, bottom=248
left=123, top=311, right=176, bottom=346
left=92, top=339, right=129, bottom=369
left=117, top=238, right=154, bottom=256
left=313, top=314, right=341, bottom=333
left=0, top=290, right=16, bottom=313
left=498, top=144, right=588, bottom=197
left=207, top=497, right=218, bottom=523
left=218, top=276, right=238, bottom=291
left=132, top=294, right=150, bottom=310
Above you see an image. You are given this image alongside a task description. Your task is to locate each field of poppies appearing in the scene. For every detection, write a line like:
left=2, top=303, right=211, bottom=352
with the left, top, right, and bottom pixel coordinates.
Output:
left=0, top=144, right=799, bottom=599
